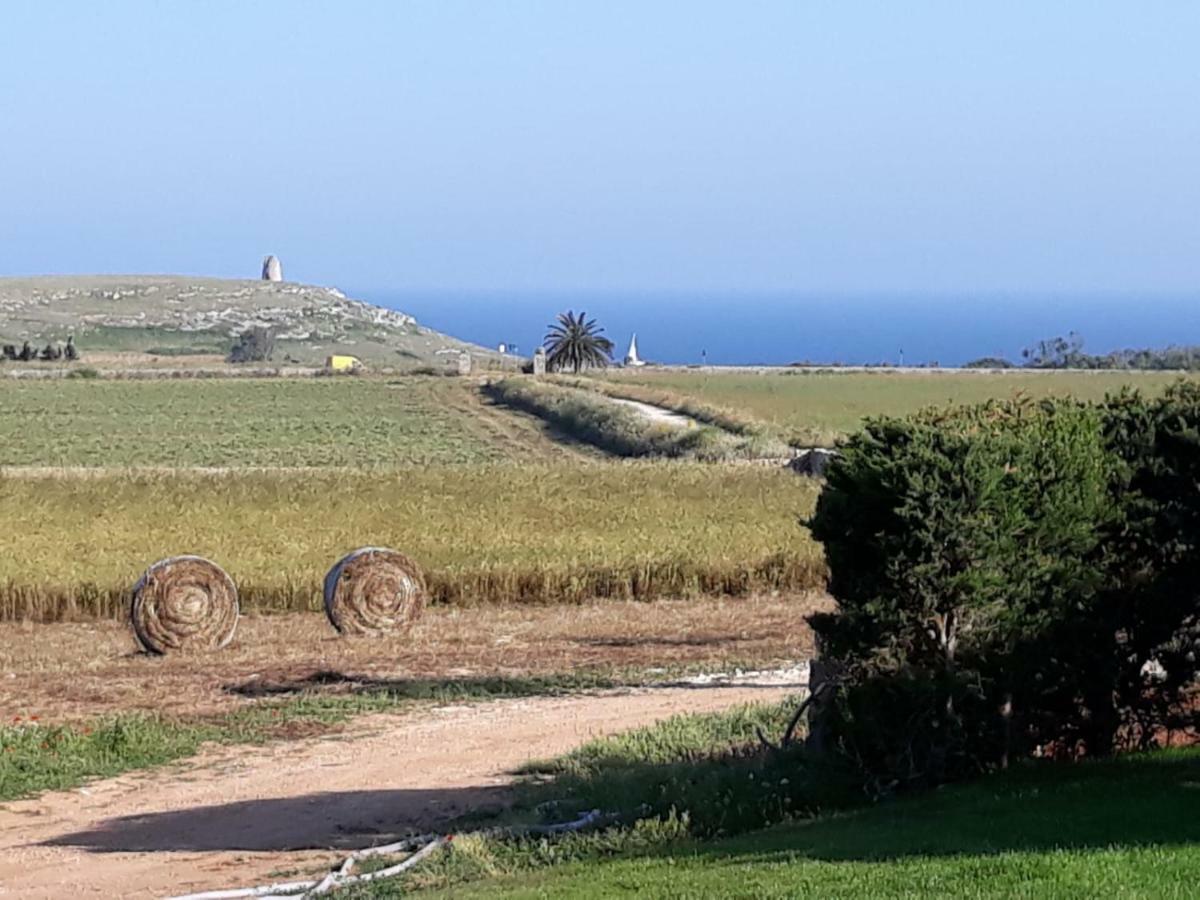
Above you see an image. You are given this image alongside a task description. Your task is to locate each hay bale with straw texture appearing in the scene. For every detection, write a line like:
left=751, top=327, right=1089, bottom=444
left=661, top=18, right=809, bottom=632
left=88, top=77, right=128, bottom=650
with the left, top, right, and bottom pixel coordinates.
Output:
left=130, top=556, right=239, bottom=654
left=324, top=547, right=426, bottom=636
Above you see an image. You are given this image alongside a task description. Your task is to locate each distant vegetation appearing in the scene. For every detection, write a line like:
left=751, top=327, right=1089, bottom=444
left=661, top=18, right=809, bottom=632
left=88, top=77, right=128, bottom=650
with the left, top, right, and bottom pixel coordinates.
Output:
left=227, top=325, right=275, bottom=363
left=964, top=332, right=1200, bottom=370
left=961, top=355, right=1013, bottom=368
left=1, top=336, right=79, bottom=363
left=543, top=310, right=614, bottom=373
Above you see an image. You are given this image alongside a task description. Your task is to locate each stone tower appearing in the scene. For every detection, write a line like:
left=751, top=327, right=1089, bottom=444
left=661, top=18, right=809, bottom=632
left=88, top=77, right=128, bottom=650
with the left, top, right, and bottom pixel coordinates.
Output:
left=261, top=255, right=283, bottom=282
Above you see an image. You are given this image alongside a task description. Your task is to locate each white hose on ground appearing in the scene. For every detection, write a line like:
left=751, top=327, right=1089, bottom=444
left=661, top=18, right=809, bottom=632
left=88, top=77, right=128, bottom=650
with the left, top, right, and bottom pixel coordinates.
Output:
left=165, top=811, right=604, bottom=900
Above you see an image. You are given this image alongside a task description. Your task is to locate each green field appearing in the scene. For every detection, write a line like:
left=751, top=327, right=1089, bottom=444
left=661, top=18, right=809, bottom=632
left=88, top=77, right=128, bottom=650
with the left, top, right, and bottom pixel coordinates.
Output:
left=0, top=465, right=822, bottom=619
left=424, top=751, right=1200, bottom=898
left=613, top=369, right=1194, bottom=445
left=0, top=377, right=552, bottom=467
left=316, top=696, right=1200, bottom=899
left=3, top=370, right=1188, bottom=467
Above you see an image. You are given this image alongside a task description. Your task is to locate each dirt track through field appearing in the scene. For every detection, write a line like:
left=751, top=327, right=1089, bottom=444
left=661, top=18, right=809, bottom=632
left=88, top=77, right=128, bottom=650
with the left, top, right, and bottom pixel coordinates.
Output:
left=0, top=681, right=803, bottom=899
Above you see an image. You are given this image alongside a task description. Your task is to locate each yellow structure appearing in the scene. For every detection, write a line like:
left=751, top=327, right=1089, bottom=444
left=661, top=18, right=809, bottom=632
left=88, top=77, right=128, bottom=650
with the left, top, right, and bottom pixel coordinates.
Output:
left=325, top=355, right=364, bottom=373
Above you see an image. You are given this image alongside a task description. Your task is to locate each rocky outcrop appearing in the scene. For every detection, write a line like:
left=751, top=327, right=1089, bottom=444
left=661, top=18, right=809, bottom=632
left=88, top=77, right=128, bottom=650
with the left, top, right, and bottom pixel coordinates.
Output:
left=0, top=278, right=417, bottom=339
left=0, top=275, right=498, bottom=367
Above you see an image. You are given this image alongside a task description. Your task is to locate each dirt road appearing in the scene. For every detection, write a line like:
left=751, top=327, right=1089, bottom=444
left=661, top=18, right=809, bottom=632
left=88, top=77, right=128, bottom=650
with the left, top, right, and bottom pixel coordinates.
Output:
left=0, top=680, right=803, bottom=899
left=606, top=396, right=695, bottom=428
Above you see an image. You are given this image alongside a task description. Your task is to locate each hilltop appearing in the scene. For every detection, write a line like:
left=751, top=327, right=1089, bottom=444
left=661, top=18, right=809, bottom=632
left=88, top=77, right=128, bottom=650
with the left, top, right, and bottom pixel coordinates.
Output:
left=0, top=275, right=500, bottom=368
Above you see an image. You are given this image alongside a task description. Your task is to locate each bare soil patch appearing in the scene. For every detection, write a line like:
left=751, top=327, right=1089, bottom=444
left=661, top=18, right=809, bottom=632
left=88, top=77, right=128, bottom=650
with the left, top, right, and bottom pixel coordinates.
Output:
left=0, top=594, right=826, bottom=724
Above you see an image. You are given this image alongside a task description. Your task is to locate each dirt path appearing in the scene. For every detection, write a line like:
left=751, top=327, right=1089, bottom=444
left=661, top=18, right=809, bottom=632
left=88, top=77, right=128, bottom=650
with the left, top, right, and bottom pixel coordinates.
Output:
left=606, top=396, right=695, bottom=428
left=0, top=681, right=802, bottom=899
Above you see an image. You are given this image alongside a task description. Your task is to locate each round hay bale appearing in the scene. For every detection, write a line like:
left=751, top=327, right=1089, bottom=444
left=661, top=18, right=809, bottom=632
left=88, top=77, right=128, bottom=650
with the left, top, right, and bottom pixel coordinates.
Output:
left=130, top=556, right=239, bottom=654
left=323, top=547, right=427, bottom=636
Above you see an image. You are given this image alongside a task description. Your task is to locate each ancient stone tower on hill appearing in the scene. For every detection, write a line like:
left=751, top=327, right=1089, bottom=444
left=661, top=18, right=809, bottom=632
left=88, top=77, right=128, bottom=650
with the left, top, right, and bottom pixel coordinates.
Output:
left=261, top=255, right=283, bottom=282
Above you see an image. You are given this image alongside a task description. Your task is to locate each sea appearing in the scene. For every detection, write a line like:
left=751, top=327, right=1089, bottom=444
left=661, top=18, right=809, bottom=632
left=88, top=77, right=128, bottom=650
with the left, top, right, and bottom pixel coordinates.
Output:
left=355, top=291, right=1200, bottom=368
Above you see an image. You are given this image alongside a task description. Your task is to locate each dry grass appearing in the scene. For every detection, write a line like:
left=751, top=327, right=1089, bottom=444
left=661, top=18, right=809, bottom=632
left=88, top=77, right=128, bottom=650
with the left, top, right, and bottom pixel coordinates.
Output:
left=0, top=464, right=823, bottom=621
left=0, top=593, right=827, bottom=725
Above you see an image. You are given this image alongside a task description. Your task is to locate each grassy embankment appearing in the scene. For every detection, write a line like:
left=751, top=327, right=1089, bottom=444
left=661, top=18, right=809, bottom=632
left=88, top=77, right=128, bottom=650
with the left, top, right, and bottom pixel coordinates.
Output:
left=549, top=374, right=794, bottom=445
left=483, top=377, right=790, bottom=460
left=612, top=369, right=1197, bottom=446
left=326, top=700, right=1200, bottom=898
left=0, top=465, right=821, bottom=621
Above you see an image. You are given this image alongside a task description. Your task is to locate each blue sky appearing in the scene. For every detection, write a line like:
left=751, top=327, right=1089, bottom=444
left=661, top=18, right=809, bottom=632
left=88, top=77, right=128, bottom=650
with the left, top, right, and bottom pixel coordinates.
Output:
left=1, top=2, right=1197, bottom=294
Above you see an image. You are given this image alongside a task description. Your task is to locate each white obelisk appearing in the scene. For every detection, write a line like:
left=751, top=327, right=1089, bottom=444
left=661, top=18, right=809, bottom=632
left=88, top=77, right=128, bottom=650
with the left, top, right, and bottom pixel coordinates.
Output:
left=624, top=333, right=645, bottom=367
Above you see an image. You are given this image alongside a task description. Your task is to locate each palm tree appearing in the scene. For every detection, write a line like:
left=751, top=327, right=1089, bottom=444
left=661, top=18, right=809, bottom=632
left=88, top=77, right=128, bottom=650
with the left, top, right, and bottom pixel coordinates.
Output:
left=543, top=311, right=614, bottom=373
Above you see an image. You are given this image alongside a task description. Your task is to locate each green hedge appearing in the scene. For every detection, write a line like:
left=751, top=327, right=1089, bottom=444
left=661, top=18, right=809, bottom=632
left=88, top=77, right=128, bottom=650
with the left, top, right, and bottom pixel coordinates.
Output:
left=807, top=388, right=1200, bottom=786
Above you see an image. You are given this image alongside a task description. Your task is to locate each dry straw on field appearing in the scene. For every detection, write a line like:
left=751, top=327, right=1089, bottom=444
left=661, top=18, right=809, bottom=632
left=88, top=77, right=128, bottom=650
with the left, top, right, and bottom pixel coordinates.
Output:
left=324, top=547, right=427, bottom=635
left=129, top=556, right=239, bottom=654
left=0, top=465, right=824, bottom=622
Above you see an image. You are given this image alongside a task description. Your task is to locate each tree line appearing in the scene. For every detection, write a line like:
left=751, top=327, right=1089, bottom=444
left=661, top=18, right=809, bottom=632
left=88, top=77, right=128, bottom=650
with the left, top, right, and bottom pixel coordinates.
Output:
left=1, top=337, right=79, bottom=363
left=967, top=332, right=1200, bottom=370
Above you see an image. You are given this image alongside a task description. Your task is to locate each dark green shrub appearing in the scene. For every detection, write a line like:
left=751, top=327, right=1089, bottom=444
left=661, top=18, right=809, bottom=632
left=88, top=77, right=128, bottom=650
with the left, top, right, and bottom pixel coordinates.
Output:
left=1095, top=383, right=1200, bottom=749
left=228, top=326, right=276, bottom=363
left=808, top=399, right=1120, bottom=783
left=810, top=390, right=1200, bottom=786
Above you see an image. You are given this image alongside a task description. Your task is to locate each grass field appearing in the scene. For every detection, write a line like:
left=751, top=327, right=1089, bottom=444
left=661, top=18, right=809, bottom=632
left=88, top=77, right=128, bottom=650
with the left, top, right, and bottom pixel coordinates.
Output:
left=336, top=701, right=1200, bottom=899
left=0, top=377, right=573, bottom=467
left=422, top=752, right=1200, bottom=898
left=612, top=369, right=1195, bottom=445
left=0, top=465, right=822, bottom=620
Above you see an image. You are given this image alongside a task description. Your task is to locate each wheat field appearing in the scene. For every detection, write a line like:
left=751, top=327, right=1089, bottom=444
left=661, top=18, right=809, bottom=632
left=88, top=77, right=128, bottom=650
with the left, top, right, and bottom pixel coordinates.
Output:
left=0, top=464, right=822, bottom=621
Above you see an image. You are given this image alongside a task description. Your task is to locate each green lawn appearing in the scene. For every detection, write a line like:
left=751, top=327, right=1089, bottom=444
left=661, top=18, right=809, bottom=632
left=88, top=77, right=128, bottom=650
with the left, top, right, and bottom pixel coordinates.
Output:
left=407, top=749, right=1200, bottom=898
left=0, top=377, right=512, bottom=466
left=614, top=370, right=1194, bottom=445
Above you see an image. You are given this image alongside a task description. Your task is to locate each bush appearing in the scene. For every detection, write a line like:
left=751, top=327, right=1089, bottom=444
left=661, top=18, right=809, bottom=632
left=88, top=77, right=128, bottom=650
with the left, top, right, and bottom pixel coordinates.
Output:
left=807, top=394, right=1198, bottom=786
left=227, top=326, right=276, bottom=363
left=1096, top=383, right=1200, bottom=748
